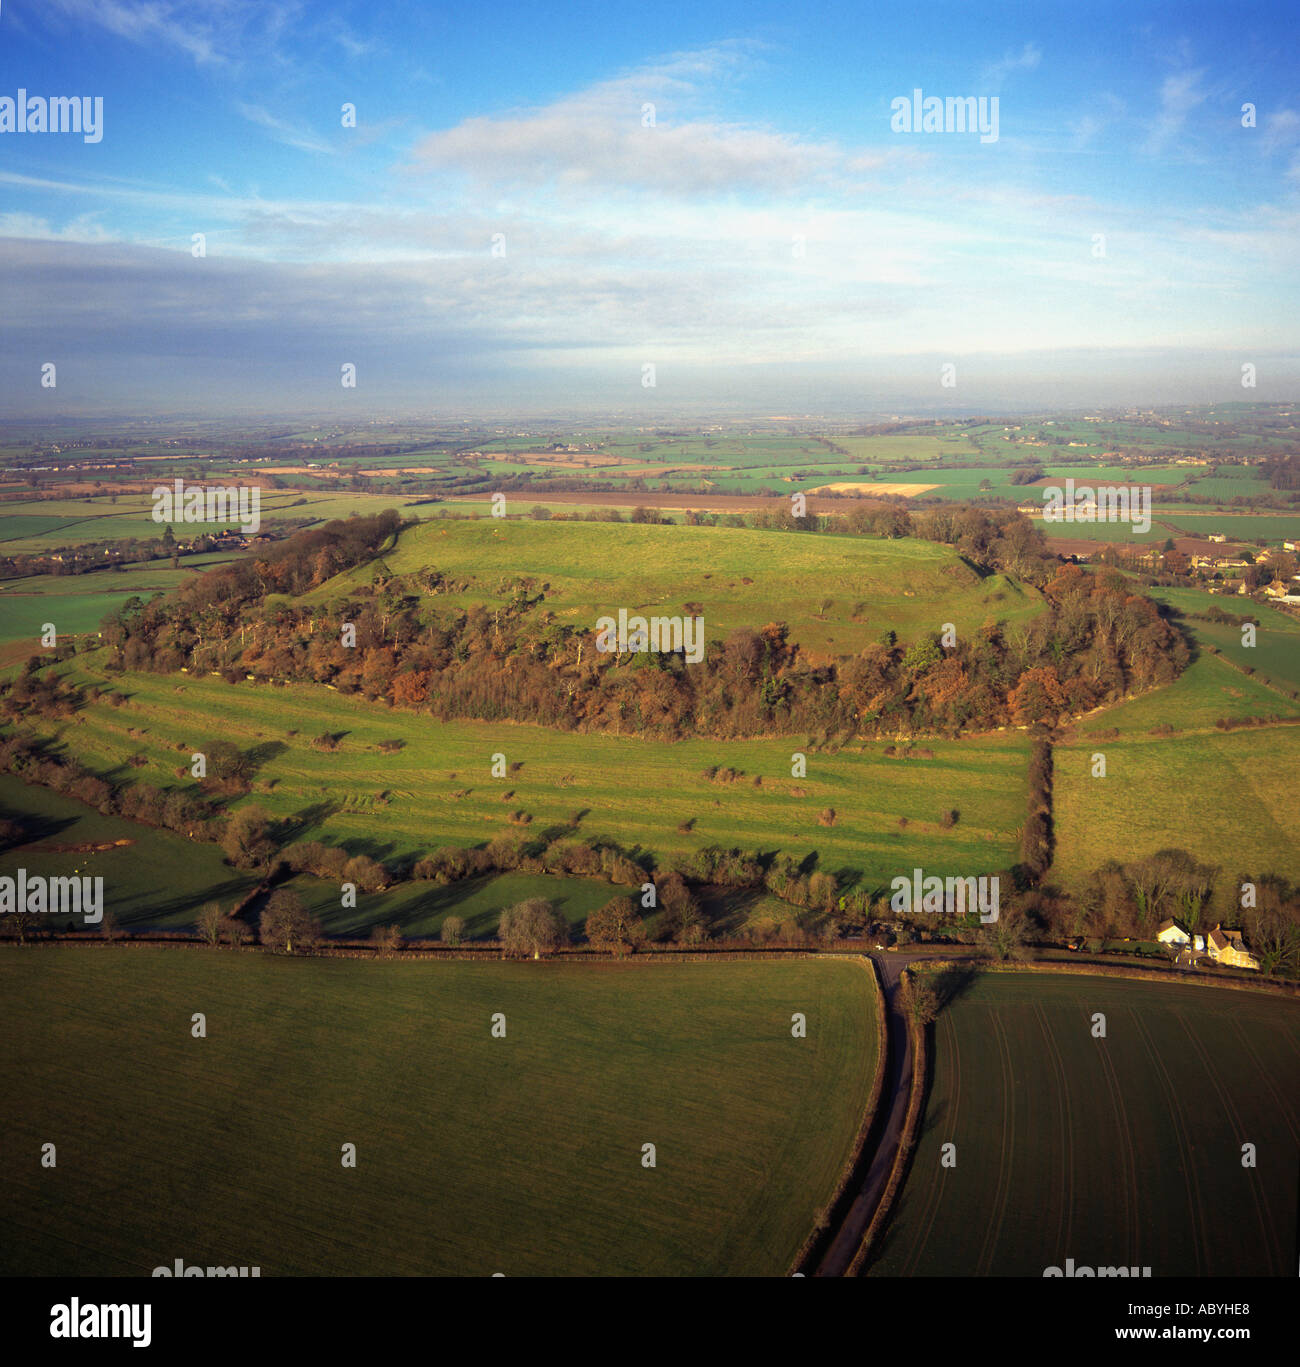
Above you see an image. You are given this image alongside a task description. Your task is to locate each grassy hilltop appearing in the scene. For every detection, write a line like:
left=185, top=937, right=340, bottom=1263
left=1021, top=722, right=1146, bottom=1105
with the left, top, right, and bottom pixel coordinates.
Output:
left=299, top=517, right=1043, bottom=658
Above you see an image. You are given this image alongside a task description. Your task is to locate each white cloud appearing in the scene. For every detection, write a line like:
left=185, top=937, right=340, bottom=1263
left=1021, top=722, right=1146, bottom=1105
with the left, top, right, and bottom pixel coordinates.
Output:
left=1260, top=108, right=1300, bottom=153
left=1143, top=68, right=1208, bottom=154
left=0, top=212, right=112, bottom=242
left=236, top=102, right=333, bottom=155
left=409, top=43, right=841, bottom=195
left=41, top=0, right=281, bottom=66
left=983, top=42, right=1042, bottom=85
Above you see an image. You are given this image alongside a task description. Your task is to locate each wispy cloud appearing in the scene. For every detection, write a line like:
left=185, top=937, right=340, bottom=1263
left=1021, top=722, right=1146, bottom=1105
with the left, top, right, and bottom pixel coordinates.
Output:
left=983, top=42, right=1042, bottom=85
left=1067, top=93, right=1126, bottom=149
left=1260, top=108, right=1300, bottom=153
left=236, top=102, right=333, bottom=155
left=0, top=211, right=112, bottom=243
left=43, top=0, right=301, bottom=67
left=1143, top=67, right=1208, bottom=154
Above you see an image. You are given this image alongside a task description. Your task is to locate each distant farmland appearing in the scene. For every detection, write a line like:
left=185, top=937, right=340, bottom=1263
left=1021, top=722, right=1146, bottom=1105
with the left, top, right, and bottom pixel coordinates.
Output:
left=873, top=972, right=1300, bottom=1277
left=0, top=949, right=878, bottom=1277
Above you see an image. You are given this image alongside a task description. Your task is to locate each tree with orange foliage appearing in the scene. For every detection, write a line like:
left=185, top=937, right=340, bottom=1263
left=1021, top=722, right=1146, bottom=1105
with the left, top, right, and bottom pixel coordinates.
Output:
left=1009, top=665, right=1066, bottom=726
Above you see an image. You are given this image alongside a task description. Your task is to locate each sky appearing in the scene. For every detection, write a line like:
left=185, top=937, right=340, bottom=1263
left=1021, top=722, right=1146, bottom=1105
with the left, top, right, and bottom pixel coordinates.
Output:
left=1, top=0, right=1298, bottom=418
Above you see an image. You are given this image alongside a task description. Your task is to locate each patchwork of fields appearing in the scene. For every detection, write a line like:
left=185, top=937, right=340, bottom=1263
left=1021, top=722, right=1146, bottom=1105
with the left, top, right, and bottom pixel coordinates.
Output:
left=3, top=410, right=1299, bottom=1287
left=0, top=491, right=430, bottom=555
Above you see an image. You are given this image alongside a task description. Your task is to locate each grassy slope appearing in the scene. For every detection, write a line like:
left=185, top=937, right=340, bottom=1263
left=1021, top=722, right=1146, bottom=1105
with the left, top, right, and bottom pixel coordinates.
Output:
left=0, top=774, right=618, bottom=936
left=0, top=949, right=876, bottom=1277
left=874, top=973, right=1300, bottom=1277
left=43, top=664, right=1029, bottom=891
left=1052, top=652, right=1300, bottom=891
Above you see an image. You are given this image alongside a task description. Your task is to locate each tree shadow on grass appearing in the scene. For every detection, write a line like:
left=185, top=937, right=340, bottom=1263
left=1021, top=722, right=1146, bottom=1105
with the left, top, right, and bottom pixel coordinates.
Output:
left=931, top=963, right=979, bottom=1011
left=275, top=801, right=340, bottom=845
left=119, top=874, right=260, bottom=929
left=244, top=740, right=288, bottom=773
left=0, top=808, right=79, bottom=846
left=336, top=836, right=400, bottom=864
left=697, top=885, right=768, bottom=936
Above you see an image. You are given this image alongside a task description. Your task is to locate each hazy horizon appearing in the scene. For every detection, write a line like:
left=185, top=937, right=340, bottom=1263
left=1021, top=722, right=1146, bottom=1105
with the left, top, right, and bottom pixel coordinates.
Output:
left=3, top=1, right=1298, bottom=416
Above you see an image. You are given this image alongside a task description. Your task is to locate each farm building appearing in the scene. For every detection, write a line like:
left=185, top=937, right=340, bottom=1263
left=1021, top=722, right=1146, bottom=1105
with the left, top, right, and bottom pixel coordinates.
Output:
left=1160, top=920, right=1260, bottom=970
left=1206, top=925, right=1260, bottom=971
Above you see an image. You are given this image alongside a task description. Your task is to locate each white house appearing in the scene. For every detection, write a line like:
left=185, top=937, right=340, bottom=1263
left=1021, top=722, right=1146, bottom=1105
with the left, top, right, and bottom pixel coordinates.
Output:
left=1156, top=919, right=1189, bottom=947
left=1206, top=925, right=1261, bottom=971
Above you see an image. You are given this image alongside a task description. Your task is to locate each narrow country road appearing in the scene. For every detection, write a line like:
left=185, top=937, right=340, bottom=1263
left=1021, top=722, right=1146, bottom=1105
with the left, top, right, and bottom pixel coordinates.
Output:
left=814, top=951, right=924, bottom=1276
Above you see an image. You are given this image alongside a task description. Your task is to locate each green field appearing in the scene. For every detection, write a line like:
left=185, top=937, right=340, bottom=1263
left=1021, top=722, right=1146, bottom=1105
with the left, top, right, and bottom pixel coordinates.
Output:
left=1036, top=517, right=1170, bottom=543
left=0, top=948, right=877, bottom=1276
left=290, top=868, right=619, bottom=938
left=836, top=436, right=976, bottom=463
left=0, top=773, right=261, bottom=925
left=39, top=663, right=1030, bottom=892
left=0, top=491, right=427, bottom=555
left=1067, top=649, right=1300, bottom=738
left=1185, top=474, right=1271, bottom=499
left=1162, top=513, right=1300, bottom=544
left=0, top=560, right=215, bottom=647
left=874, top=972, right=1300, bottom=1276
left=1053, top=714, right=1300, bottom=895
left=1147, top=586, right=1300, bottom=694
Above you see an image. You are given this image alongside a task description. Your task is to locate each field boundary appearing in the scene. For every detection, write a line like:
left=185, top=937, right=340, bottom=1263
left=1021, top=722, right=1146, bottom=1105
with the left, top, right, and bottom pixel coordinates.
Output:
left=790, top=955, right=888, bottom=1275
left=1202, top=641, right=1300, bottom=704
left=0, top=937, right=833, bottom=964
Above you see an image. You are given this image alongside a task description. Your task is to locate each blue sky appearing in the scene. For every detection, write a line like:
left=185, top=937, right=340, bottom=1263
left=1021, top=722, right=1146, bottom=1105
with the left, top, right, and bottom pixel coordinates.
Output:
left=1, top=0, right=1298, bottom=416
